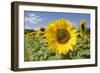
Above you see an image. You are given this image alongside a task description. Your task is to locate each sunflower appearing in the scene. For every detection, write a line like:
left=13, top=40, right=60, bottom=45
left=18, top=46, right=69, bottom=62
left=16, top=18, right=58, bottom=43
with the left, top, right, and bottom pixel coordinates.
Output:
left=27, top=32, right=39, bottom=37
left=40, top=27, right=46, bottom=32
left=79, top=19, right=86, bottom=38
left=39, top=27, right=46, bottom=36
left=45, top=18, right=78, bottom=55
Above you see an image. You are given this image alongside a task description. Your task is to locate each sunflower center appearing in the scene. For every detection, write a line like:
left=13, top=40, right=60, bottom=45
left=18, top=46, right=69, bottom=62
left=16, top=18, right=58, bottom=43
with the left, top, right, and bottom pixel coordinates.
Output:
left=56, top=29, right=70, bottom=44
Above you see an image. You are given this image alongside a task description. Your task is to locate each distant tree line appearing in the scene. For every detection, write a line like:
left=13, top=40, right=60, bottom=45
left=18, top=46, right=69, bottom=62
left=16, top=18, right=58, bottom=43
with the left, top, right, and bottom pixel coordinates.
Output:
left=24, top=29, right=36, bottom=34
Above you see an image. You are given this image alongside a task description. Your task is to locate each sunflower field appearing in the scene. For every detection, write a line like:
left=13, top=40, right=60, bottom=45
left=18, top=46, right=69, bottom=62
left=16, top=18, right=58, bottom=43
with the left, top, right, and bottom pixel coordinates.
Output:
left=24, top=18, right=90, bottom=61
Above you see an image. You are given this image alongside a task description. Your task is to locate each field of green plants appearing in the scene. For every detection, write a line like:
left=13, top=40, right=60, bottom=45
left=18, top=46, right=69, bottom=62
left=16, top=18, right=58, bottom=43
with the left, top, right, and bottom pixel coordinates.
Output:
left=24, top=29, right=90, bottom=62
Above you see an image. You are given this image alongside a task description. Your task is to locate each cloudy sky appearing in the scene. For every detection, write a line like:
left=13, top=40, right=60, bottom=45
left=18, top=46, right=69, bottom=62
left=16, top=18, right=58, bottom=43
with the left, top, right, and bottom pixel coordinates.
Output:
left=24, top=11, right=90, bottom=30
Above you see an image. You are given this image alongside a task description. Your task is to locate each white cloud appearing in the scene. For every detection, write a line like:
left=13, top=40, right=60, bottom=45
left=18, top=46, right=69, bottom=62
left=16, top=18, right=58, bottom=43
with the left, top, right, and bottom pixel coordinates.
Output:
left=25, top=13, right=41, bottom=24
left=34, top=25, right=47, bottom=30
left=24, top=26, right=33, bottom=30
left=24, top=13, right=42, bottom=29
left=29, top=13, right=39, bottom=18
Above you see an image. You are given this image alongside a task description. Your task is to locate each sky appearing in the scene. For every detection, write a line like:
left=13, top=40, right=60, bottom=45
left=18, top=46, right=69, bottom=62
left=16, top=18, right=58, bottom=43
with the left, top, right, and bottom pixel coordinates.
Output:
left=24, top=11, right=90, bottom=30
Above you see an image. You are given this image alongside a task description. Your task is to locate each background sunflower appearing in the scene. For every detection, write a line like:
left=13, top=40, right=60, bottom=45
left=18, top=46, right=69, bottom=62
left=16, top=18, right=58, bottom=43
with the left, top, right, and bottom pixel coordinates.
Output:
left=79, top=19, right=86, bottom=38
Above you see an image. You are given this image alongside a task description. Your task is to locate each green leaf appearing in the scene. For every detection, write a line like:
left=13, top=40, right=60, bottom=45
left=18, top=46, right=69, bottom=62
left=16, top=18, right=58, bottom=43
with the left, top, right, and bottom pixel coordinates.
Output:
left=47, top=56, right=58, bottom=60
left=81, top=49, right=90, bottom=55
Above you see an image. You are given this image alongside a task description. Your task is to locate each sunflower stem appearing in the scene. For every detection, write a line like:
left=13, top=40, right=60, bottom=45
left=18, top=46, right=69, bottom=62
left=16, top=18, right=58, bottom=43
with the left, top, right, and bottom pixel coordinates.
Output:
left=56, top=54, right=62, bottom=60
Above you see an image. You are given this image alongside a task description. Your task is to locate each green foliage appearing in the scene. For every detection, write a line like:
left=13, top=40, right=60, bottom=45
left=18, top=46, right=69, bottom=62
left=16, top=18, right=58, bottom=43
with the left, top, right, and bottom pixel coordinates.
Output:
left=24, top=30, right=90, bottom=62
left=24, top=33, right=50, bottom=61
left=64, top=34, right=90, bottom=59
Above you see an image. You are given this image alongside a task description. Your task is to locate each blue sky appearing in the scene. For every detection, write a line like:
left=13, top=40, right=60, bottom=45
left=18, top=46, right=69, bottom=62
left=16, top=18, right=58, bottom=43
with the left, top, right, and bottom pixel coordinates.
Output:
left=24, top=11, right=90, bottom=30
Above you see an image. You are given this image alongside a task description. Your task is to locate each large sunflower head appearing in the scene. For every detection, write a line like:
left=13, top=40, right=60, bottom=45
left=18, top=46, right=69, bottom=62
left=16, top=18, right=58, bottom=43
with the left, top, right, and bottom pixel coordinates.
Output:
left=45, top=18, right=78, bottom=55
left=79, top=19, right=86, bottom=38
